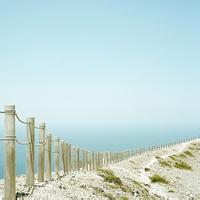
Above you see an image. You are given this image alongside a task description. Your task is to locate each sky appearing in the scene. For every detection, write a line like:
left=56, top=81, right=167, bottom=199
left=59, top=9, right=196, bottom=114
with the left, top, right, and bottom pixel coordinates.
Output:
left=0, top=1, right=200, bottom=139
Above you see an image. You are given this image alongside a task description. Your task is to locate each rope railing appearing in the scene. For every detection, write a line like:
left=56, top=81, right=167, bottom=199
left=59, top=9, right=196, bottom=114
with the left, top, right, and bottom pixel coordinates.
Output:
left=34, top=126, right=43, bottom=129
left=0, top=136, right=16, bottom=141
left=0, top=137, right=30, bottom=145
left=0, top=105, right=200, bottom=200
left=34, top=142, right=46, bottom=146
left=15, top=112, right=30, bottom=124
left=15, top=138, right=30, bottom=145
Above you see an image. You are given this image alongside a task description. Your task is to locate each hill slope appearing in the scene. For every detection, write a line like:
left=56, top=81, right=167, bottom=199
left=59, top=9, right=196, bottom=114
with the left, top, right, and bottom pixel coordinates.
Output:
left=0, top=139, right=200, bottom=199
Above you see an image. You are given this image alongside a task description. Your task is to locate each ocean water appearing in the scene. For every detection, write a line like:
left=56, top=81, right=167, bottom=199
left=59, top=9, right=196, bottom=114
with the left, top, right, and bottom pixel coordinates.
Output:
left=0, top=125, right=199, bottom=179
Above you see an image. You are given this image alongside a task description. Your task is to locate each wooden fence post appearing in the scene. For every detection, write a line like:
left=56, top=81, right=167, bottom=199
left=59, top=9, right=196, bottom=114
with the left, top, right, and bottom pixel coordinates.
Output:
left=92, top=152, right=95, bottom=170
left=65, top=143, right=69, bottom=174
left=37, top=123, right=45, bottom=182
left=69, top=144, right=72, bottom=173
left=86, top=151, right=88, bottom=171
left=97, top=152, right=100, bottom=168
left=63, top=143, right=67, bottom=174
left=77, top=148, right=80, bottom=171
left=46, top=134, right=52, bottom=180
left=61, top=141, right=66, bottom=175
left=26, top=117, right=35, bottom=187
left=73, top=147, right=76, bottom=171
left=55, top=137, right=60, bottom=179
left=4, top=105, right=16, bottom=200
left=88, top=151, right=91, bottom=170
left=82, top=150, right=85, bottom=170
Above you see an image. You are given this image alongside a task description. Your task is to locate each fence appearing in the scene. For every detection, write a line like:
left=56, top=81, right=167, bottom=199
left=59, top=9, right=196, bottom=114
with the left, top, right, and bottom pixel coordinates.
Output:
left=0, top=104, right=199, bottom=200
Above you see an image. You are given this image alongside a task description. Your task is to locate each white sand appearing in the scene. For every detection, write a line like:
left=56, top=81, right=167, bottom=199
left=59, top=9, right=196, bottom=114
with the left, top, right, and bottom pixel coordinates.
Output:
left=0, top=139, right=200, bottom=199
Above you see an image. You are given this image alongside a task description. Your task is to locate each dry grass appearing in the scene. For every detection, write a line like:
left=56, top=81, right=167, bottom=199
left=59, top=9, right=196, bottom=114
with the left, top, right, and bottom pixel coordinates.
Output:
left=169, top=155, right=178, bottom=161
left=98, top=169, right=122, bottom=186
left=174, top=161, right=192, bottom=170
left=179, top=153, right=187, bottom=159
left=159, top=160, right=172, bottom=168
left=149, top=174, right=168, bottom=184
left=183, top=151, right=193, bottom=157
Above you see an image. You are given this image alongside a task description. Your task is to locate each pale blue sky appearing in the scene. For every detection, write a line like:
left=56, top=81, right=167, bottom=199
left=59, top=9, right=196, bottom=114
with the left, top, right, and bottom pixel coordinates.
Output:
left=1, top=1, right=200, bottom=134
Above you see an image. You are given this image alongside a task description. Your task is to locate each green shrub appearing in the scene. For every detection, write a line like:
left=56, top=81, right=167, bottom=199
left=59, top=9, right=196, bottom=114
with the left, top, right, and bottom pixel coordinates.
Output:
left=98, top=169, right=122, bottom=186
left=174, top=161, right=192, bottom=170
left=149, top=174, right=168, bottom=184
left=104, top=175, right=122, bottom=186
left=179, top=153, right=187, bottom=158
left=183, top=151, right=193, bottom=157
left=169, top=155, right=177, bottom=161
left=97, top=169, right=114, bottom=176
left=159, top=160, right=171, bottom=168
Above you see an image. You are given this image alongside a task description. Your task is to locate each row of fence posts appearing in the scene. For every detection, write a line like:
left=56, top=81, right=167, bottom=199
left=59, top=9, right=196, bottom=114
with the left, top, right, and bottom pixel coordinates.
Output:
left=1, top=105, right=200, bottom=200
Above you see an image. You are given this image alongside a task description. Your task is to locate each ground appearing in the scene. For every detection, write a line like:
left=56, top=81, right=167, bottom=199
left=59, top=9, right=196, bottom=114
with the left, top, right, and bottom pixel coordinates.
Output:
left=0, top=139, right=200, bottom=200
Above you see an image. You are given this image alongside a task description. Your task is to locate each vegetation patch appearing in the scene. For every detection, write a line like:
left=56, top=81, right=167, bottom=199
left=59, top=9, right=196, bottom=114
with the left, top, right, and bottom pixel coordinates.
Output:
left=149, top=174, right=169, bottom=184
left=183, top=151, right=193, bottom=157
left=169, top=155, right=178, bottom=161
left=159, top=160, right=172, bottom=168
left=92, top=186, right=104, bottom=194
left=91, top=186, right=115, bottom=200
left=104, top=193, right=115, bottom=200
left=132, top=180, right=143, bottom=188
left=179, top=153, right=187, bottom=159
left=188, top=147, right=195, bottom=151
left=121, top=185, right=132, bottom=193
left=132, top=180, right=149, bottom=198
left=107, top=183, right=120, bottom=189
left=98, top=169, right=114, bottom=176
left=104, top=174, right=122, bottom=186
left=174, top=161, right=192, bottom=170
left=98, top=169, right=122, bottom=186
left=107, top=183, right=132, bottom=195
left=168, top=190, right=175, bottom=193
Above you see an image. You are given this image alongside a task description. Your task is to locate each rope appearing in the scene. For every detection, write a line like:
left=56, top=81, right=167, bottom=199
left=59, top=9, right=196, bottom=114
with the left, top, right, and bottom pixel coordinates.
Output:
left=15, top=113, right=30, bottom=124
left=34, top=126, right=43, bottom=130
left=0, top=135, right=16, bottom=141
left=1, top=110, right=42, bottom=129
left=16, top=139, right=30, bottom=145
left=34, top=142, right=46, bottom=146
left=0, top=137, right=31, bottom=145
left=1, top=110, right=15, bottom=115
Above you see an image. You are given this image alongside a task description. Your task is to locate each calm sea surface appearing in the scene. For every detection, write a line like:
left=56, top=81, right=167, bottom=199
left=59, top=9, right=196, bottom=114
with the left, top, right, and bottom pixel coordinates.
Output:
left=0, top=126, right=199, bottom=179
